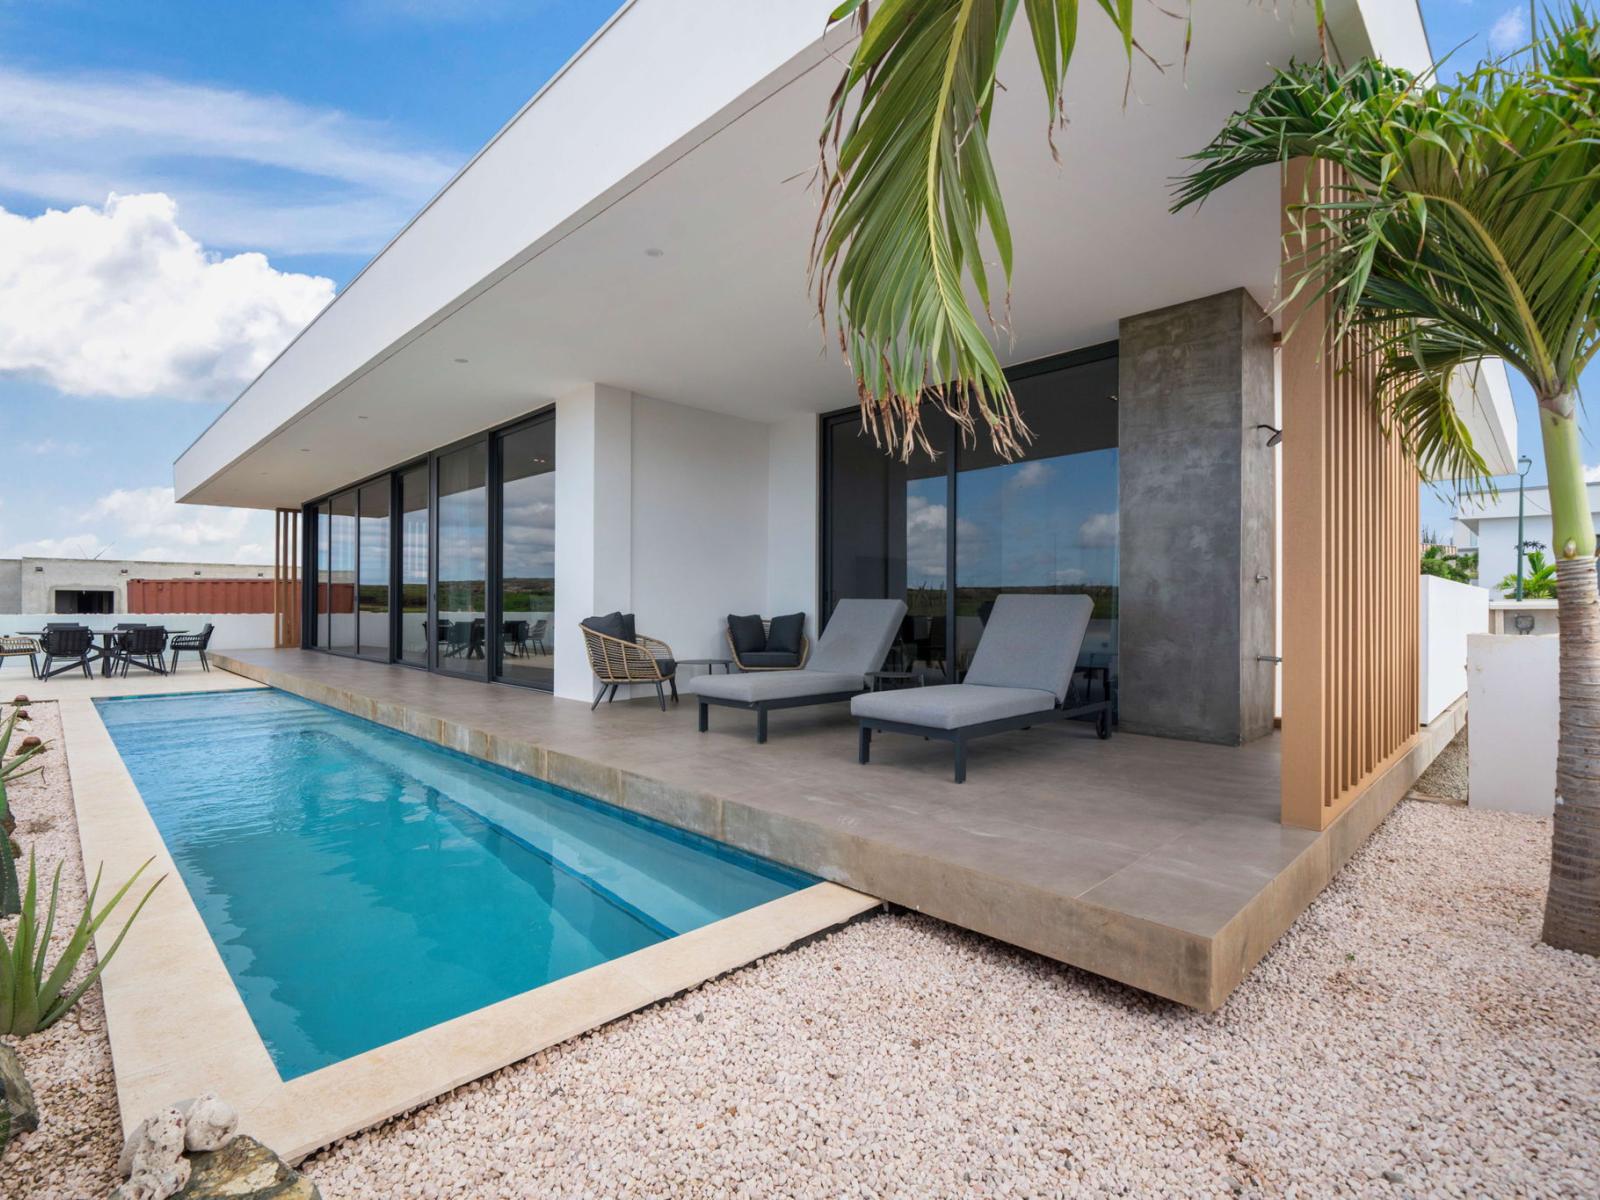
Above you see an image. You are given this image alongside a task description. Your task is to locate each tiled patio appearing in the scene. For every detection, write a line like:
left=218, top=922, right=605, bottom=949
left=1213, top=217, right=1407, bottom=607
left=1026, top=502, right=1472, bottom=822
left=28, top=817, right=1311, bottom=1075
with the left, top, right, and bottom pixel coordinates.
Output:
left=208, top=648, right=1463, bottom=1010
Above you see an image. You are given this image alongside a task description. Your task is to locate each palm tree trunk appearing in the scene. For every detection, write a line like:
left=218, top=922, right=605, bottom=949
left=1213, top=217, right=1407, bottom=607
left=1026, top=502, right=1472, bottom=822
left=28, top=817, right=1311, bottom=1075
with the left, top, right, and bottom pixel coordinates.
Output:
left=1538, top=393, right=1600, bottom=954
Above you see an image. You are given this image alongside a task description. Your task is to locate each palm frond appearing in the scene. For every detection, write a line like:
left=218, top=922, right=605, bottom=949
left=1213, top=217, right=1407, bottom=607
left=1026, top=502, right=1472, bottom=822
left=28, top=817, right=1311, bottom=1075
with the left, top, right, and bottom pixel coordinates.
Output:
left=812, top=0, right=1143, bottom=461
left=1173, top=10, right=1600, bottom=488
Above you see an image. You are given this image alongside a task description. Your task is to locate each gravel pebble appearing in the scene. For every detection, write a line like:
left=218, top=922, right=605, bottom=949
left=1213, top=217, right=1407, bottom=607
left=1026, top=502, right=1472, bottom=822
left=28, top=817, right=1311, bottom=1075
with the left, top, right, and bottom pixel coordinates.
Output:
left=4, top=703, right=1596, bottom=1199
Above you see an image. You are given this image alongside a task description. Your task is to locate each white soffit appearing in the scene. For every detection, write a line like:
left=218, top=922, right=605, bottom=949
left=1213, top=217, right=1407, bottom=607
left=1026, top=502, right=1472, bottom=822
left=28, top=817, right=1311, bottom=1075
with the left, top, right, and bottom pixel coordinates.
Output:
left=180, top=0, right=1357, bottom=509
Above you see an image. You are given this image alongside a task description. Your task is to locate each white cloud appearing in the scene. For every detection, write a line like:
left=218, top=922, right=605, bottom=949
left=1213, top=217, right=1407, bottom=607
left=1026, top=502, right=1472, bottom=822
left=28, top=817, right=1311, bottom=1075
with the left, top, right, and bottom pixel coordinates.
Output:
left=1004, top=460, right=1052, bottom=494
left=0, top=193, right=334, bottom=401
left=1585, top=463, right=1600, bottom=482
left=18, top=437, right=87, bottom=456
left=82, top=486, right=273, bottom=563
left=4, top=486, right=274, bottom=565
left=0, top=64, right=456, bottom=255
left=1489, top=8, right=1530, bottom=55
left=1077, top=511, right=1119, bottom=548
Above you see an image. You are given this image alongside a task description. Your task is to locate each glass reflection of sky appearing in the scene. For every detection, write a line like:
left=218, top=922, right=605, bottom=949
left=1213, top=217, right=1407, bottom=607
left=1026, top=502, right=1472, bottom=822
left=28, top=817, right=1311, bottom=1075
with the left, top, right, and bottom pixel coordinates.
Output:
left=958, top=449, right=1118, bottom=588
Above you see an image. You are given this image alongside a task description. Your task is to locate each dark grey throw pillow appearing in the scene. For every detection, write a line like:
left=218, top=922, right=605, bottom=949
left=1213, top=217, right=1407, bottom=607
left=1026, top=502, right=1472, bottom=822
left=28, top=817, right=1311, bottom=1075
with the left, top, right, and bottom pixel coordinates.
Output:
left=727, top=613, right=766, bottom=656
left=617, top=612, right=638, bottom=644
left=765, top=612, right=805, bottom=655
left=582, top=612, right=627, bottom=641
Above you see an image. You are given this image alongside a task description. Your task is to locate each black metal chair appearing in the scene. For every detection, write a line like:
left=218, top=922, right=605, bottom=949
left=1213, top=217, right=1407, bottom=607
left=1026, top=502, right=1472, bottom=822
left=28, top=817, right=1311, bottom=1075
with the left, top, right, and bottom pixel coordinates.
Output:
left=115, top=626, right=169, bottom=677
left=503, top=620, right=530, bottom=657
left=168, top=623, right=215, bottom=673
left=39, top=627, right=95, bottom=680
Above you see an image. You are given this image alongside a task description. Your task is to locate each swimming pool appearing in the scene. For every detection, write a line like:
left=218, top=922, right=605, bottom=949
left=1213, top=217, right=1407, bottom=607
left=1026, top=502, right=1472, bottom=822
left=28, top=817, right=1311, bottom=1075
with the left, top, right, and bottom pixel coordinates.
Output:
left=96, top=688, right=813, bottom=1079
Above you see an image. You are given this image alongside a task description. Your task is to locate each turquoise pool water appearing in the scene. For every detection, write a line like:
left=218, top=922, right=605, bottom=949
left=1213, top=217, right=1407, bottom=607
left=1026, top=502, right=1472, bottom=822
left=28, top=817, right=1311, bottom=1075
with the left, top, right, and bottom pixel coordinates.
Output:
left=96, top=688, right=812, bottom=1079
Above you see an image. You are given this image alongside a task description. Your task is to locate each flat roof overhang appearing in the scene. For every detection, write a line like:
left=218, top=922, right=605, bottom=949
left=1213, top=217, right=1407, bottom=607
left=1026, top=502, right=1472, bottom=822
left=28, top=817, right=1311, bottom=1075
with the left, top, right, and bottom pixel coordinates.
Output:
left=179, top=0, right=1484, bottom=510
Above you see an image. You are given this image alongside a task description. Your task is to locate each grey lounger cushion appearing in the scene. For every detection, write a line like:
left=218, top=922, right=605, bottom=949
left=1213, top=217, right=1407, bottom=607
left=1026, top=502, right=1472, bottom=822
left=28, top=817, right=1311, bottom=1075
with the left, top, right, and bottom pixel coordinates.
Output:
left=851, top=684, right=1056, bottom=730
left=688, top=671, right=866, bottom=703
left=805, top=598, right=907, bottom=676
left=963, top=593, right=1093, bottom=703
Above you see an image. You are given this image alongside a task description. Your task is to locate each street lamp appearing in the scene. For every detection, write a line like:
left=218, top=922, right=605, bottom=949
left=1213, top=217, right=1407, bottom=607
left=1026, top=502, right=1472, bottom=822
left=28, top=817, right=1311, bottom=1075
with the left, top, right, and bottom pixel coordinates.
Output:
left=1515, top=454, right=1534, bottom=601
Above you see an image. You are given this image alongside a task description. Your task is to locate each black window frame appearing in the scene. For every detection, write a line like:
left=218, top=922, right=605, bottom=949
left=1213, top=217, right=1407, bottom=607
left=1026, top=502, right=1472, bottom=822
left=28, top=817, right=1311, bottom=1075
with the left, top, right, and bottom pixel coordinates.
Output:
left=300, top=402, right=556, bottom=692
left=817, top=340, right=1119, bottom=684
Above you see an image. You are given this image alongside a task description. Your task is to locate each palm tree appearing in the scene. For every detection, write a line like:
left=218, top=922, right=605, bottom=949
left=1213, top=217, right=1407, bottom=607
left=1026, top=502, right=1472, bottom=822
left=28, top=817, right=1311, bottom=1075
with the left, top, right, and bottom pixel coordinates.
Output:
left=1171, top=9, right=1600, bottom=953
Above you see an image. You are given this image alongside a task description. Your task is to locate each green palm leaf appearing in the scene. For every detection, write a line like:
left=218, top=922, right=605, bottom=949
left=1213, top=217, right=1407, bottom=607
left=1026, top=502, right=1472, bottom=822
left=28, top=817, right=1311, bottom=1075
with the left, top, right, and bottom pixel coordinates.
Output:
left=812, top=0, right=1143, bottom=461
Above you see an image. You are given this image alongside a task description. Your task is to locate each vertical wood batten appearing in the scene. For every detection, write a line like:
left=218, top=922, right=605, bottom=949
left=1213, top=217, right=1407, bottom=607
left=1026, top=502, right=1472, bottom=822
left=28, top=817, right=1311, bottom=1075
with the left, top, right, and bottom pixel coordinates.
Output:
left=1279, top=161, right=1422, bottom=830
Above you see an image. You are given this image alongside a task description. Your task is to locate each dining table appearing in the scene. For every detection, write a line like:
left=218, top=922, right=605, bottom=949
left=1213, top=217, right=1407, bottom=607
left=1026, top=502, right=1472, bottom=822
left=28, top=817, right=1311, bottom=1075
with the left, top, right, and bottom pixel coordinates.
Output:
left=13, top=627, right=188, bottom=677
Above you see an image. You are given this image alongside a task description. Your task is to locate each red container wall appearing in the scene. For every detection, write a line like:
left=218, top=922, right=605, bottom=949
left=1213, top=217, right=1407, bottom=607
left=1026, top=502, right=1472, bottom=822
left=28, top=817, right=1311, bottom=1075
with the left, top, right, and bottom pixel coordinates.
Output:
left=127, top=578, right=275, bottom=614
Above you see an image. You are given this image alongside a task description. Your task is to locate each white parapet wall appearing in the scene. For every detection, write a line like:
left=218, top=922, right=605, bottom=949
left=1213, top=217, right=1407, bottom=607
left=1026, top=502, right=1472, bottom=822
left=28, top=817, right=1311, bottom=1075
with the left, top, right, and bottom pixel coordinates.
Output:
left=1419, top=577, right=1491, bottom=725
left=2, top=613, right=275, bottom=652
left=1467, top=632, right=1559, bottom=815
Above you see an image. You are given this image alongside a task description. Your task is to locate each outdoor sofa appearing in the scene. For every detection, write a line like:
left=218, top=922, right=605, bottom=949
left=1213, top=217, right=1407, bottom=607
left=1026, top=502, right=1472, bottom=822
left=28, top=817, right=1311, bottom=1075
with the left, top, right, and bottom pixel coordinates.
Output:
left=852, top=594, right=1111, bottom=783
left=687, top=598, right=906, bottom=742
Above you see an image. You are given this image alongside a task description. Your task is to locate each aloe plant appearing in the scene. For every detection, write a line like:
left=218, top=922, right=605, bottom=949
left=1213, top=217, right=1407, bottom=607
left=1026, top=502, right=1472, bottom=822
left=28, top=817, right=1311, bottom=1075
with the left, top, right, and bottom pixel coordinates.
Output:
left=0, top=854, right=161, bottom=1036
left=0, top=709, right=48, bottom=917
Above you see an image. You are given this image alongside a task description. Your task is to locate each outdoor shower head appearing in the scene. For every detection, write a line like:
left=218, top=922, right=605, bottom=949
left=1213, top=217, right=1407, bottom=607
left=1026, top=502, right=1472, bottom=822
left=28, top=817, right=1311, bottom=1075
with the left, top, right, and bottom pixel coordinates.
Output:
left=1256, top=424, right=1283, bottom=447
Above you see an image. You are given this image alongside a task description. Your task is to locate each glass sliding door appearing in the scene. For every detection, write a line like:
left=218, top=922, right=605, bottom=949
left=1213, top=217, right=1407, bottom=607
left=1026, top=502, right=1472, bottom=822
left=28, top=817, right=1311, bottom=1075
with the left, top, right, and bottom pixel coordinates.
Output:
left=315, top=500, right=332, bottom=647
left=327, top=489, right=357, bottom=654
left=398, top=464, right=429, bottom=667
left=496, top=417, right=556, bottom=689
left=356, top=479, right=391, bottom=660
left=953, top=354, right=1120, bottom=684
left=822, top=410, right=948, bottom=681
left=436, top=441, right=488, bottom=678
left=821, top=346, right=1119, bottom=704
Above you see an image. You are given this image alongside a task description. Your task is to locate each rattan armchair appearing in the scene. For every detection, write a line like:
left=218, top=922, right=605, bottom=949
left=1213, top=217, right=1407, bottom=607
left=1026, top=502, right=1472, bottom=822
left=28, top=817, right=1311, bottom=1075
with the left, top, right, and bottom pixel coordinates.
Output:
left=0, top=636, right=39, bottom=678
left=581, top=621, right=678, bottom=711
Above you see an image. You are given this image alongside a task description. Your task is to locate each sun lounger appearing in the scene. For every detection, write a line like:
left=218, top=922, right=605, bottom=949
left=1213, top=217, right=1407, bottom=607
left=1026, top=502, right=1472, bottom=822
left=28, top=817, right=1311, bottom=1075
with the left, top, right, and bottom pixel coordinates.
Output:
left=686, top=598, right=906, bottom=742
left=852, top=594, right=1111, bottom=782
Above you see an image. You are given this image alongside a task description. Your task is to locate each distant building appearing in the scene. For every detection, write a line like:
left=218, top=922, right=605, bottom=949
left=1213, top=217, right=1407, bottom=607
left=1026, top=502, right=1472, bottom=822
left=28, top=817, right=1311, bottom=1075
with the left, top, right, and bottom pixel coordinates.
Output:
left=1455, top=482, right=1600, bottom=590
left=0, top=556, right=273, bottom=614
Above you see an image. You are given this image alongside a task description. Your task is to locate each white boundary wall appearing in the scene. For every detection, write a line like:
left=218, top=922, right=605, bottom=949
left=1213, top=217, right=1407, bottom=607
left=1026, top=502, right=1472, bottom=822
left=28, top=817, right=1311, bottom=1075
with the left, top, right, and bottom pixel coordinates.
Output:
left=3, top=613, right=275, bottom=651
left=1467, top=632, right=1558, bottom=815
left=1418, top=577, right=1490, bottom=725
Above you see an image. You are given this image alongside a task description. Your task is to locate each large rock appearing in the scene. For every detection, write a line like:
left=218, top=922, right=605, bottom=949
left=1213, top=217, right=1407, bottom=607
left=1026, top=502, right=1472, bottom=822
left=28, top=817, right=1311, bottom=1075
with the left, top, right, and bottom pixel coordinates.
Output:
left=0, top=1042, right=38, bottom=1135
left=172, top=1136, right=320, bottom=1200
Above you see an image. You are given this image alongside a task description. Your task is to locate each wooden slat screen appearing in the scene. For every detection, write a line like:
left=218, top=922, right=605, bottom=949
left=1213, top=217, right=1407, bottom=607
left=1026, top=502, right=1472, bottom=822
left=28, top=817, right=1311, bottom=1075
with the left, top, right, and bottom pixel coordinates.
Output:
left=274, top=507, right=301, bottom=649
left=1280, top=160, right=1421, bottom=830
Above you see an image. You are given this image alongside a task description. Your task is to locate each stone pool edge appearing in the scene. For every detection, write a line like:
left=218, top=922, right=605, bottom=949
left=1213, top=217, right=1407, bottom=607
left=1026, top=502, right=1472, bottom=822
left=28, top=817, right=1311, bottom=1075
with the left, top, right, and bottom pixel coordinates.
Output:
left=60, top=692, right=879, bottom=1163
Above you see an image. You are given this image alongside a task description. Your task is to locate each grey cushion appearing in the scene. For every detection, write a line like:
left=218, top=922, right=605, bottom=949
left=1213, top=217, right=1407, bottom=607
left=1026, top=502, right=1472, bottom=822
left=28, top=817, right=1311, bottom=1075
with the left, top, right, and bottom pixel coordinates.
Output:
left=687, top=671, right=866, bottom=703
left=727, top=613, right=766, bottom=656
left=806, top=598, right=907, bottom=675
left=582, top=611, right=636, bottom=644
left=653, top=656, right=676, bottom=678
left=963, top=594, right=1093, bottom=703
left=738, top=650, right=802, bottom=669
left=851, top=684, right=1056, bottom=730
left=765, top=612, right=805, bottom=655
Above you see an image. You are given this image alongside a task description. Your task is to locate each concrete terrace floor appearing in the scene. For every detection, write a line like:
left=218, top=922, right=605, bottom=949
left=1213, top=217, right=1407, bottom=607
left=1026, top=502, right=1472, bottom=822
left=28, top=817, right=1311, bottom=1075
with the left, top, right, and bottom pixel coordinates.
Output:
left=209, top=648, right=1461, bottom=1009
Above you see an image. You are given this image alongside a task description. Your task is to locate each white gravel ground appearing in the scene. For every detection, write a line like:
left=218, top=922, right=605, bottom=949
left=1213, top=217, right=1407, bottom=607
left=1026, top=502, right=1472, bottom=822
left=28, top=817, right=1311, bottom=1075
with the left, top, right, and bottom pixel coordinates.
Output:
left=4, top=702, right=1596, bottom=1200
left=1, top=700, right=124, bottom=1200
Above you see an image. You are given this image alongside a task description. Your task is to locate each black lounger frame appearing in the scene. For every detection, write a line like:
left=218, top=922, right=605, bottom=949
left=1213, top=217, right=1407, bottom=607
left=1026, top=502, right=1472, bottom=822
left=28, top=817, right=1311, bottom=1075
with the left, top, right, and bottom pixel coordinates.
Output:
left=857, top=696, right=1112, bottom=784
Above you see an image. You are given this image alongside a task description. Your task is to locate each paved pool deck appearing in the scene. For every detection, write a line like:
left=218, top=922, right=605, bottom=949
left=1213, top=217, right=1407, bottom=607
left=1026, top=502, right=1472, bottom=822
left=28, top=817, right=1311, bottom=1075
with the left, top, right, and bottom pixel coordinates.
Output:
left=209, top=649, right=1466, bottom=1012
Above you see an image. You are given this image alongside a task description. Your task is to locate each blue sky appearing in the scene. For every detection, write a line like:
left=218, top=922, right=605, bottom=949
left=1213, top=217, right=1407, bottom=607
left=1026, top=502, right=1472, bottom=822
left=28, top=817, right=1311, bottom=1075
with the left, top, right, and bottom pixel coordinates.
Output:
left=0, top=0, right=1590, bottom=563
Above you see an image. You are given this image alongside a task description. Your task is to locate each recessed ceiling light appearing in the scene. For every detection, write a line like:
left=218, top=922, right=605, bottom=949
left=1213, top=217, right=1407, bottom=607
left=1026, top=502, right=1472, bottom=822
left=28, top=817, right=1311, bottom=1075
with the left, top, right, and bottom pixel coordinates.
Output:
left=644, top=248, right=664, bottom=258
left=453, top=357, right=469, bottom=364
left=299, top=448, right=310, bottom=453
left=357, top=414, right=368, bottom=420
